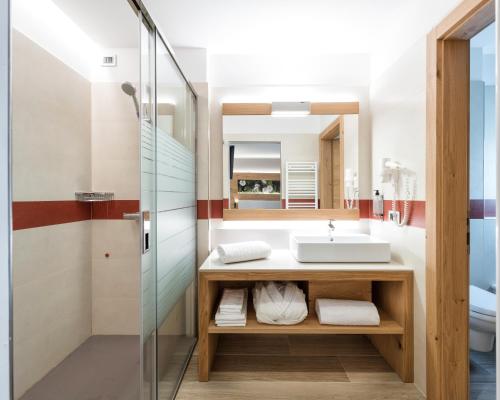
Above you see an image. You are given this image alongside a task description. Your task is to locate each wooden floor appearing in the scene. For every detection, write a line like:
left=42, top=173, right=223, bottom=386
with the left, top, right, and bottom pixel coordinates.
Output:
left=176, top=334, right=424, bottom=400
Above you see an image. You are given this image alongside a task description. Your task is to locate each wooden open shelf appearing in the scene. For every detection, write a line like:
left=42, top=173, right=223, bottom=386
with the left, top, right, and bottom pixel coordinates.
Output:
left=208, top=305, right=403, bottom=335
left=198, top=267, right=413, bottom=384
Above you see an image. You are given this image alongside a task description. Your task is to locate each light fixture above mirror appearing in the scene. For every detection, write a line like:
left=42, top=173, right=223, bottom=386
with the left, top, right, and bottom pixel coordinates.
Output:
left=271, top=101, right=311, bottom=117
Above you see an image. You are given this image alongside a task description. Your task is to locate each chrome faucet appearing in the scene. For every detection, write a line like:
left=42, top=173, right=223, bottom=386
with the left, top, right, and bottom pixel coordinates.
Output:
left=328, top=219, right=335, bottom=242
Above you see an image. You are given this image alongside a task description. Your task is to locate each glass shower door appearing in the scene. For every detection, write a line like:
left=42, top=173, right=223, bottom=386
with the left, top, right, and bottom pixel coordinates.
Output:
left=155, top=34, right=197, bottom=400
left=140, top=21, right=197, bottom=400
left=140, top=16, right=157, bottom=400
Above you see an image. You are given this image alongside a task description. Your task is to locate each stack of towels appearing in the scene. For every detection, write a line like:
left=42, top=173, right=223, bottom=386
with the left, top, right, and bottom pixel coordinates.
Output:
left=215, top=288, right=248, bottom=327
left=315, top=299, right=380, bottom=326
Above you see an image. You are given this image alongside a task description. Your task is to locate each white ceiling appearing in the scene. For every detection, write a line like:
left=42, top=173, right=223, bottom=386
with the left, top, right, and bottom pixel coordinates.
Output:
left=52, top=0, right=139, bottom=48
left=144, top=0, right=413, bottom=55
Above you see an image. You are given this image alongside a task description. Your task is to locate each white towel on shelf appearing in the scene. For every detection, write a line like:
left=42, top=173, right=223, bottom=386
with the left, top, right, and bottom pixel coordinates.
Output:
left=219, top=288, right=246, bottom=313
left=315, top=299, right=380, bottom=326
left=215, top=289, right=248, bottom=327
left=253, top=281, right=308, bottom=325
left=217, top=241, right=272, bottom=264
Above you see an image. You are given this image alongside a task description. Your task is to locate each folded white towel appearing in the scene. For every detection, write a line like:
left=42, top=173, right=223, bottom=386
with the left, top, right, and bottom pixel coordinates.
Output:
left=216, top=289, right=248, bottom=327
left=217, top=241, right=272, bottom=264
left=253, top=281, right=308, bottom=325
left=215, top=321, right=246, bottom=327
left=219, top=288, right=246, bottom=313
left=315, top=299, right=380, bottom=326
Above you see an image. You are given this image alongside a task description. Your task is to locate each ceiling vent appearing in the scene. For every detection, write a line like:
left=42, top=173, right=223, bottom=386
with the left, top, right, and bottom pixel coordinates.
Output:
left=271, top=101, right=311, bottom=116
left=101, top=55, right=117, bottom=67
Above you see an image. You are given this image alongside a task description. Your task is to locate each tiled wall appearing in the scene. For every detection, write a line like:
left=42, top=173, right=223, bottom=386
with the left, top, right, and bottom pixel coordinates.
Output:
left=11, top=30, right=144, bottom=397
left=90, top=81, right=141, bottom=335
left=11, top=30, right=92, bottom=398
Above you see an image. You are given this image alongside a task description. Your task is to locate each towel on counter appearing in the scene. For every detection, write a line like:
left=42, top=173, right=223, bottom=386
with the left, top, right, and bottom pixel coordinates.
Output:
left=253, top=281, right=308, bottom=325
left=215, top=288, right=248, bottom=327
left=315, top=298, right=380, bottom=326
left=217, top=241, right=272, bottom=264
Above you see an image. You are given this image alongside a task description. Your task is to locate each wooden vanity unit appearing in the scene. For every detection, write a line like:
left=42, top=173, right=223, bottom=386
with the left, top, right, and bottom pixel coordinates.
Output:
left=198, top=250, right=414, bottom=383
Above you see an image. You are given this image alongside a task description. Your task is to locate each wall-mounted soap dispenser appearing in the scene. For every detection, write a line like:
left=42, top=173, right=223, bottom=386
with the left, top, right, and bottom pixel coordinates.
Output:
left=373, top=190, right=384, bottom=217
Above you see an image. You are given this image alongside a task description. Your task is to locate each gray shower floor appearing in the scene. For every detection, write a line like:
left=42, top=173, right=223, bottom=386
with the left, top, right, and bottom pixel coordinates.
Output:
left=19, top=335, right=140, bottom=400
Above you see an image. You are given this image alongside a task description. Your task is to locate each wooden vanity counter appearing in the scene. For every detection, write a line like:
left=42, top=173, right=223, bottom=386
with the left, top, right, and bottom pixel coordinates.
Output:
left=198, top=250, right=414, bottom=383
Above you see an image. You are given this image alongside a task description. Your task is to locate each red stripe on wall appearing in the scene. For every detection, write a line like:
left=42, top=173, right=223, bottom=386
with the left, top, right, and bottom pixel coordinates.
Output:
left=210, top=200, right=224, bottom=219
left=13, top=200, right=140, bottom=230
left=359, top=199, right=426, bottom=228
left=13, top=201, right=91, bottom=230
left=470, top=199, right=496, bottom=219
left=470, top=199, right=484, bottom=219
left=485, top=199, right=496, bottom=218
left=197, top=200, right=209, bottom=219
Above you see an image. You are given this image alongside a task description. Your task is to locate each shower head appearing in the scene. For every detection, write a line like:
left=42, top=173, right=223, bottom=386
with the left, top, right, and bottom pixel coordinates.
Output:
left=121, top=81, right=136, bottom=96
left=121, top=81, right=140, bottom=119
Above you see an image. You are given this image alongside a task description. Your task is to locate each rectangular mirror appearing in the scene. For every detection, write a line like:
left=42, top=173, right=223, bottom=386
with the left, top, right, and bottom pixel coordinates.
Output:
left=223, top=110, right=359, bottom=215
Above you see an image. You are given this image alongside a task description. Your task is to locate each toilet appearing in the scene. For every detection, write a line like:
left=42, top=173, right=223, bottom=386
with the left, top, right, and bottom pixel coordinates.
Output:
left=470, top=285, right=496, bottom=352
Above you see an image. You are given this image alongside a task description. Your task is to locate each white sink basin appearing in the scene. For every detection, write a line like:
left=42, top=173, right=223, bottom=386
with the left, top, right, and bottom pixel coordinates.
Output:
left=290, top=234, right=391, bottom=263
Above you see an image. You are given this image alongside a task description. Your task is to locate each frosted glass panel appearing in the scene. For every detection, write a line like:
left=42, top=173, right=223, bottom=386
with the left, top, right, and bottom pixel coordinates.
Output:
left=155, top=35, right=196, bottom=400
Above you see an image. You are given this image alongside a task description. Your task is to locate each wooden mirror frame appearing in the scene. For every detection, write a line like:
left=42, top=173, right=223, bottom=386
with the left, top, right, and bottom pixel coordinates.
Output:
left=221, top=102, right=361, bottom=221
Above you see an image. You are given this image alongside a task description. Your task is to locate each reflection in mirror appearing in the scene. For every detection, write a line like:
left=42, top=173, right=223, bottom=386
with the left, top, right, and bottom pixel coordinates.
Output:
left=223, top=113, right=359, bottom=210
left=229, top=142, right=281, bottom=209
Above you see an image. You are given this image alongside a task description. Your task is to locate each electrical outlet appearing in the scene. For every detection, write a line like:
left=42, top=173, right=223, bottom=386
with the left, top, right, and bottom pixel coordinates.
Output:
left=388, top=210, right=400, bottom=224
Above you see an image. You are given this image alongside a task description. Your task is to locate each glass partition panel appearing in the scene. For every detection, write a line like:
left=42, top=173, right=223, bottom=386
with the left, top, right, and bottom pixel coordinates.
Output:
left=140, top=17, right=157, bottom=400
left=155, top=35, right=197, bottom=400
left=469, top=22, right=496, bottom=400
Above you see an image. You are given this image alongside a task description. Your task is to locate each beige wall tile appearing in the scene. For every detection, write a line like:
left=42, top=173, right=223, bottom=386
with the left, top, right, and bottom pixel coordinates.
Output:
left=91, top=220, right=140, bottom=335
left=91, top=82, right=140, bottom=200
left=12, top=30, right=91, bottom=201
left=13, top=222, right=92, bottom=398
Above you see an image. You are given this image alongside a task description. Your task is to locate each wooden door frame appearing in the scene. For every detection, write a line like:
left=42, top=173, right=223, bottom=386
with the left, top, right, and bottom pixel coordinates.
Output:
left=426, top=0, right=494, bottom=398
left=319, top=116, right=345, bottom=209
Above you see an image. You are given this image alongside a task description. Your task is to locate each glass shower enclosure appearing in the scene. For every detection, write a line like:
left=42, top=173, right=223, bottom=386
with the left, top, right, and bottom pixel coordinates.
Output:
left=139, top=10, right=198, bottom=400
left=8, top=0, right=196, bottom=398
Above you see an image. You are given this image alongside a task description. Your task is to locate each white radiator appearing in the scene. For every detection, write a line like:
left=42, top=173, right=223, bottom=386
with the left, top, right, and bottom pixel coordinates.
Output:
left=285, top=161, right=318, bottom=209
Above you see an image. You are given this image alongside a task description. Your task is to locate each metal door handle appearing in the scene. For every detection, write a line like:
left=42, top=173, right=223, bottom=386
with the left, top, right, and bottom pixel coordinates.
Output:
left=123, top=212, right=141, bottom=221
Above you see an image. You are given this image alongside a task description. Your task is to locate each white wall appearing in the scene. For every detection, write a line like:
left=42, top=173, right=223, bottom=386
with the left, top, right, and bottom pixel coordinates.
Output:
left=371, top=0, right=462, bottom=81
left=368, top=31, right=428, bottom=398
left=0, top=0, right=11, bottom=398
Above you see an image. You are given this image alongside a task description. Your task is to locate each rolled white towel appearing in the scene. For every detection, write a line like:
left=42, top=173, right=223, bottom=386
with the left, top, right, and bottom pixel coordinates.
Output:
left=217, top=241, right=272, bottom=264
left=315, top=299, right=380, bottom=326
